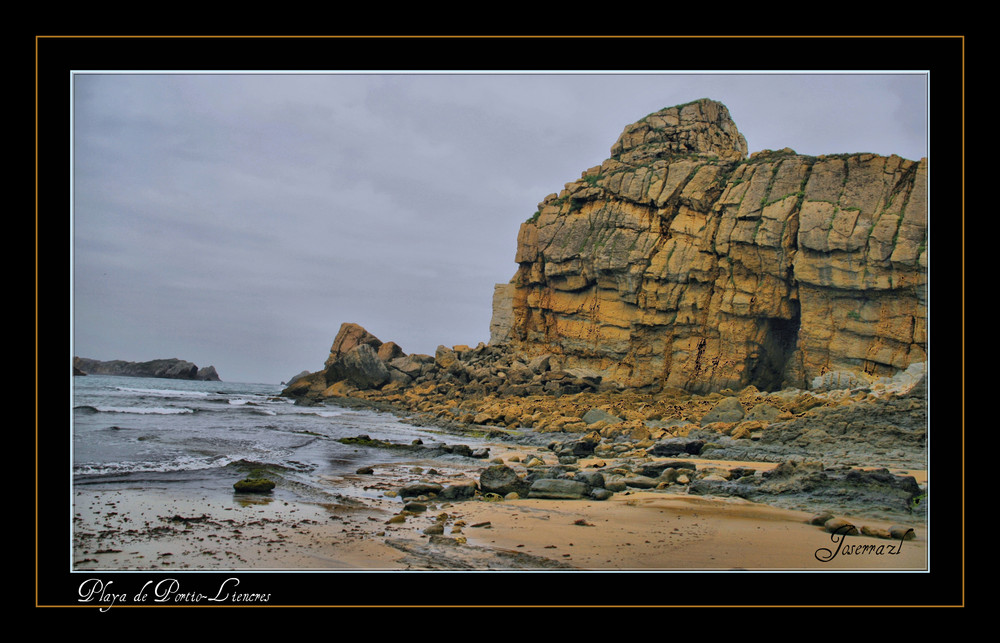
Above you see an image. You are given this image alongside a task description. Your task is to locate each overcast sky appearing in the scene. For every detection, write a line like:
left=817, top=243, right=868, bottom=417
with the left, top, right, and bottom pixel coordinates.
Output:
left=71, top=72, right=928, bottom=385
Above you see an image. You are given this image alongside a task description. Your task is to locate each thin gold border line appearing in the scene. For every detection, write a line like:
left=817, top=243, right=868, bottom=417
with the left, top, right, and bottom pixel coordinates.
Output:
left=33, top=34, right=967, bottom=41
left=40, top=32, right=964, bottom=610
left=960, top=34, right=966, bottom=609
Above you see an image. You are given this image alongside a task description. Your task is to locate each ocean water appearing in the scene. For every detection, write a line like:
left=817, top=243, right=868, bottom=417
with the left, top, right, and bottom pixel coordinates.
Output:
left=71, top=374, right=484, bottom=499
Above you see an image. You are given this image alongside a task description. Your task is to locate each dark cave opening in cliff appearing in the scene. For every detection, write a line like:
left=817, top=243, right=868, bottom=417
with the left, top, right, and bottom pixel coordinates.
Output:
left=748, top=306, right=801, bottom=392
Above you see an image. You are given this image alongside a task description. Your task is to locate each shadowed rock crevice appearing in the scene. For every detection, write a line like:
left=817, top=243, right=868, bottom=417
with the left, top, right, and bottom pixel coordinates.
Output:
left=747, top=308, right=802, bottom=392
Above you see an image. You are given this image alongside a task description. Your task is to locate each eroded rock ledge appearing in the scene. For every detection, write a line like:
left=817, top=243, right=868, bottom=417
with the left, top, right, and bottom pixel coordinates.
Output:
left=283, top=323, right=925, bottom=465
left=282, top=321, right=926, bottom=519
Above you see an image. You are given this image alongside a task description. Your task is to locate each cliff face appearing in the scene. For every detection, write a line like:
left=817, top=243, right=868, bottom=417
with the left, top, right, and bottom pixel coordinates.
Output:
left=497, top=98, right=927, bottom=393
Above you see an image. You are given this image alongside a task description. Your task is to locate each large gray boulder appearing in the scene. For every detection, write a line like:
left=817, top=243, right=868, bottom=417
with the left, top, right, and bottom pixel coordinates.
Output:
left=572, top=470, right=606, bottom=489
left=479, top=465, right=530, bottom=497
left=398, top=481, right=444, bottom=498
left=527, top=478, right=589, bottom=499
left=528, top=354, right=553, bottom=374
left=377, top=341, right=406, bottom=361
left=746, top=403, right=783, bottom=422
left=582, top=408, right=623, bottom=425
left=440, top=478, right=479, bottom=500
left=649, top=438, right=706, bottom=457
left=389, top=355, right=427, bottom=379
left=327, top=343, right=390, bottom=389
left=551, top=436, right=599, bottom=457
left=700, top=397, right=744, bottom=425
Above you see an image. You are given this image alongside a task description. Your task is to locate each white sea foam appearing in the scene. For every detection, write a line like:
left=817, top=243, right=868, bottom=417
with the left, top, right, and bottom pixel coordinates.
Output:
left=227, top=397, right=272, bottom=405
left=74, top=454, right=236, bottom=476
left=94, top=406, right=195, bottom=415
left=297, top=409, right=344, bottom=418
left=115, top=386, right=210, bottom=397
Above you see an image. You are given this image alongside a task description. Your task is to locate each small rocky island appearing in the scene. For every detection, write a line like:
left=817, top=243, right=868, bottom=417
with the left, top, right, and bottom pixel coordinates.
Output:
left=73, top=356, right=221, bottom=381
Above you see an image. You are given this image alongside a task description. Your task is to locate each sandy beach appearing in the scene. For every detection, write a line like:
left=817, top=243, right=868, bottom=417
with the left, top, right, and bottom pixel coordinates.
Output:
left=73, top=452, right=927, bottom=575
left=67, top=374, right=933, bottom=610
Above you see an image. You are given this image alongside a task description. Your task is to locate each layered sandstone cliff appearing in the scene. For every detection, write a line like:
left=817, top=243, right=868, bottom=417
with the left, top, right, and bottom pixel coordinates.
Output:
left=494, top=98, right=927, bottom=393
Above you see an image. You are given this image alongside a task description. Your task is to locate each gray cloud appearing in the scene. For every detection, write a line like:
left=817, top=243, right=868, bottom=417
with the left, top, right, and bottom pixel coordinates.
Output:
left=72, top=72, right=928, bottom=383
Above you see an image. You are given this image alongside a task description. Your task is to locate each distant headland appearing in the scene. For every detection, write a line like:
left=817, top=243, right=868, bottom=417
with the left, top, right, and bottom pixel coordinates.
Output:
left=73, top=357, right=221, bottom=381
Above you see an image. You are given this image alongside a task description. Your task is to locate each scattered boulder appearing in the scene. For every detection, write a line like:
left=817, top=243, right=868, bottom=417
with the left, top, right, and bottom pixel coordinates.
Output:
left=390, top=354, right=430, bottom=379
left=377, top=341, right=406, bottom=362
left=890, top=525, right=917, bottom=540
left=528, top=354, right=553, bottom=374
left=745, top=403, right=783, bottom=422
left=573, top=470, right=606, bottom=489
left=649, top=438, right=705, bottom=457
left=645, top=418, right=696, bottom=432
left=325, top=322, right=384, bottom=368
left=440, top=479, right=479, bottom=500
left=327, top=343, right=390, bottom=389
left=861, top=525, right=892, bottom=539
left=398, top=482, right=444, bottom=498
left=435, top=345, right=459, bottom=370
left=553, top=436, right=599, bottom=457
left=528, top=478, right=589, bottom=499
left=603, top=477, right=627, bottom=492
left=623, top=475, right=659, bottom=489
left=479, top=464, right=530, bottom=497
left=444, top=444, right=474, bottom=457
left=701, top=397, right=744, bottom=425
left=690, top=460, right=923, bottom=518
left=386, top=367, right=413, bottom=386
left=505, top=362, right=533, bottom=384
left=824, top=517, right=859, bottom=535
left=233, top=475, right=276, bottom=493
left=638, top=461, right=696, bottom=477
left=809, top=511, right=834, bottom=527
left=657, top=468, right=683, bottom=484
left=583, top=408, right=623, bottom=425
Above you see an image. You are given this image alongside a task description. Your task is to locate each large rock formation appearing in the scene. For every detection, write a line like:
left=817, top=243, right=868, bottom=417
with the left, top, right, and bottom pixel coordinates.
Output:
left=324, top=322, right=384, bottom=369
left=284, top=322, right=437, bottom=398
left=73, top=357, right=222, bottom=381
left=496, top=98, right=927, bottom=393
left=489, top=283, right=515, bottom=345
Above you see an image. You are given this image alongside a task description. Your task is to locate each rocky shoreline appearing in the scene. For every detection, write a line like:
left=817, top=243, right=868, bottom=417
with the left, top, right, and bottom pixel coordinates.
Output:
left=280, top=323, right=927, bottom=532
left=71, top=322, right=928, bottom=573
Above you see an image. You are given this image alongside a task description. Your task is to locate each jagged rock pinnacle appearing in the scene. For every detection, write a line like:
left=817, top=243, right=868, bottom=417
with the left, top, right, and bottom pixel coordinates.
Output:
left=610, top=98, right=748, bottom=163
